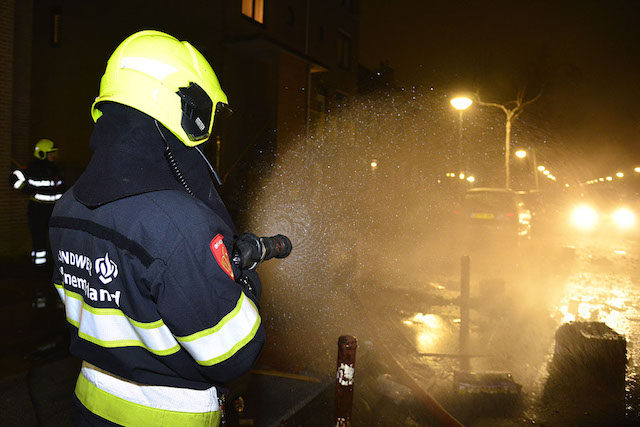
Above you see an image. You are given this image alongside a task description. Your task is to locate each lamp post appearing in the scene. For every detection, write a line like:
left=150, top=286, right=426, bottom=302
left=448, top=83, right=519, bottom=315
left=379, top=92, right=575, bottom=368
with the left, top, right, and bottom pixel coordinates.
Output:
left=515, top=148, right=540, bottom=190
left=474, top=92, right=541, bottom=190
left=450, top=97, right=473, bottom=180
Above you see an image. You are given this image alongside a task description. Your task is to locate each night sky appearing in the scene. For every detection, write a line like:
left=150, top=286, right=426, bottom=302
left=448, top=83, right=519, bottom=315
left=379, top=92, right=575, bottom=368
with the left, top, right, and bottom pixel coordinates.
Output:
left=359, top=0, right=640, bottom=180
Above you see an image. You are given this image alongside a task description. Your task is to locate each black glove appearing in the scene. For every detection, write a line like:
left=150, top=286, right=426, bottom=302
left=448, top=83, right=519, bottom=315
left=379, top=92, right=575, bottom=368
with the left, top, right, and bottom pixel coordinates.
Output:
left=232, top=233, right=264, bottom=270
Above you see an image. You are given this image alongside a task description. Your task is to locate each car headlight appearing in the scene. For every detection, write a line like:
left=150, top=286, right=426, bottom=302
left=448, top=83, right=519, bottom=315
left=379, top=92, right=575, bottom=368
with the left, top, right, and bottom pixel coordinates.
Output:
left=572, top=205, right=598, bottom=229
left=613, top=208, right=635, bottom=229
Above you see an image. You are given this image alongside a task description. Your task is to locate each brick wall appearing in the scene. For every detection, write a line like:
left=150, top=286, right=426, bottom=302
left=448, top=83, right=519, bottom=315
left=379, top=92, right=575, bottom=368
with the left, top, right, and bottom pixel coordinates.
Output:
left=0, top=0, right=32, bottom=256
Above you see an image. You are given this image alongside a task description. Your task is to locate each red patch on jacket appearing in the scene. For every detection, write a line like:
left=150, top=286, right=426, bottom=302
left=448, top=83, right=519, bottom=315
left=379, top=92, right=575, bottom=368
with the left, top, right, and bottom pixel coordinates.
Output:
left=209, top=234, right=234, bottom=280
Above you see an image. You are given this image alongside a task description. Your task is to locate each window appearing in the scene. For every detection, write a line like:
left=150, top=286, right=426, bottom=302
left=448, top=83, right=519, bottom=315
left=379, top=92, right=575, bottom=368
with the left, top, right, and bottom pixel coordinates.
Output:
left=337, top=31, right=352, bottom=70
left=242, top=0, right=264, bottom=24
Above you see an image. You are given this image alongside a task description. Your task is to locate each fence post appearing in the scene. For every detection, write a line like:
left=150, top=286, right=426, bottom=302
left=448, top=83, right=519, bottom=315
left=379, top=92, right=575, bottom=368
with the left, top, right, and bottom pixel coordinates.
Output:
left=335, top=335, right=357, bottom=426
left=460, top=255, right=470, bottom=371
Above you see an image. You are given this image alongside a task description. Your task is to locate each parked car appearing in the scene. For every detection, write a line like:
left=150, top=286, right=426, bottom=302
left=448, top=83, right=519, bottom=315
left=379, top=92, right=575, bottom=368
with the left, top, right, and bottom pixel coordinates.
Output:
left=454, top=187, right=532, bottom=240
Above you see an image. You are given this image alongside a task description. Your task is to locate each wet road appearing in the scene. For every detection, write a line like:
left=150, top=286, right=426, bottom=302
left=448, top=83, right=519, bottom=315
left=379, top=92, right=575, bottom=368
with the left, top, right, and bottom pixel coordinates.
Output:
left=359, top=223, right=640, bottom=425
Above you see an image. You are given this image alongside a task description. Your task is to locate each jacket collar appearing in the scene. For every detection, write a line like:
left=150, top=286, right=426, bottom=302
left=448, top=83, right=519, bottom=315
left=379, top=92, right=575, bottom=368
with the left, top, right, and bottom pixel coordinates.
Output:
left=73, top=103, right=235, bottom=230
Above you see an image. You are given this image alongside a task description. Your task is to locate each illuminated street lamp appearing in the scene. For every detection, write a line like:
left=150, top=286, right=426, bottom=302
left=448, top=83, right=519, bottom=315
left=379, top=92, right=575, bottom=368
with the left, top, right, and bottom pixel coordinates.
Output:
left=537, top=165, right=546, bottom=172
left=635, top=167, right=640, bottom=173
left=616, top=172, right=624, bottom=178
left=514, top=148, right=540, bottom=190
left=450, top=97, right=473, bottom=111
left=450, top=97, right=473, bottom=179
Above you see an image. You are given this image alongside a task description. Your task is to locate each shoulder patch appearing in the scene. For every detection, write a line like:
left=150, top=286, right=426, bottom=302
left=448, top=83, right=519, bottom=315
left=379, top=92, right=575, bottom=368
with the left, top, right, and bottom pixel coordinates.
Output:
left=209, top=234, right=234, bottom=280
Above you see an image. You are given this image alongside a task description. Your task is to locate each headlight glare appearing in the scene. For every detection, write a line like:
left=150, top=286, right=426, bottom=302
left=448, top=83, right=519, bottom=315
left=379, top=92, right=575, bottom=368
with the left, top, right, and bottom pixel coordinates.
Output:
left=613, top=208, right=635, bottom=229
left=572, top=205, right=597, bottom=229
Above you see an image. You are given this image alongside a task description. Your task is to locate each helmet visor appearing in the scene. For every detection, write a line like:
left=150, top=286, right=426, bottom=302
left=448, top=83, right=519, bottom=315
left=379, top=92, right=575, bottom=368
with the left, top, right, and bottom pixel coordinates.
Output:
left=177, top=83, right=214, bottom=142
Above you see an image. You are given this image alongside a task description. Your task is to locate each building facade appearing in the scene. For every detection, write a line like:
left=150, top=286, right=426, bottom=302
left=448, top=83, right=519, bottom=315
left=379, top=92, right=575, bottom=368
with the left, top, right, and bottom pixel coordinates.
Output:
left=1, top=0, right=359, bottom=254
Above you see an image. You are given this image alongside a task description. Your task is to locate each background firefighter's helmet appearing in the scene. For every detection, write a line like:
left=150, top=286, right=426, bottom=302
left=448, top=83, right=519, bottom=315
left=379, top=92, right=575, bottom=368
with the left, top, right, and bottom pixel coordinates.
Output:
left=91, top=30, right=229, bottom=147
left=34, top=139, right=58, bottom=160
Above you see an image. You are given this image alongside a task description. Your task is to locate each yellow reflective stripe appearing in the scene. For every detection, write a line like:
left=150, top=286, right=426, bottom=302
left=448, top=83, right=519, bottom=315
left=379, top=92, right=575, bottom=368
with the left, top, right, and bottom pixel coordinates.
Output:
left=81, top=362, right=220, bottom=412
left=55, top=284, right=180, bottom=356
left=177, top=293, right=261, bottom=366
left=54, top=284, right=260, bottom=365
left=75, top=372, right=221, bottom=426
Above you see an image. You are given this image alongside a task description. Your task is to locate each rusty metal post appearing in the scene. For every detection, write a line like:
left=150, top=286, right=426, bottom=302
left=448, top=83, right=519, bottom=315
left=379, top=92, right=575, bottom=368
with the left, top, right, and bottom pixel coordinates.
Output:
left=460, top=255, right=470, bottom=371
left=335, top=335, right=357, bottom=426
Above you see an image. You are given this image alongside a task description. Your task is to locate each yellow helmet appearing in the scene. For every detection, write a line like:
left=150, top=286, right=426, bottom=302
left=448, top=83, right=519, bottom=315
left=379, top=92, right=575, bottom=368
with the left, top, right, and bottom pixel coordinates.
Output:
left=91, top=30, right=229, bottom=147
left=34, top=139, right=58, bottom=160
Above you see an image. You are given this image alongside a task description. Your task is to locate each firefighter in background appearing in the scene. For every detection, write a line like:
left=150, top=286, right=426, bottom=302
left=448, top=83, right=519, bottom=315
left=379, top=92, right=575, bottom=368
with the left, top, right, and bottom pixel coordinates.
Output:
left=10, top=139, right=65, bottom=267
left=49, top=31, right=264, bottom=426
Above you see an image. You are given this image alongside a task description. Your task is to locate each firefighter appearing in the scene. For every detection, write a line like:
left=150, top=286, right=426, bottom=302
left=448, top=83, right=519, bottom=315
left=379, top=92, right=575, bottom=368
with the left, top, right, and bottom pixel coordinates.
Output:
left=48, top=30, right=265, bottom=426
left=10, top=139, right=65, bottom=268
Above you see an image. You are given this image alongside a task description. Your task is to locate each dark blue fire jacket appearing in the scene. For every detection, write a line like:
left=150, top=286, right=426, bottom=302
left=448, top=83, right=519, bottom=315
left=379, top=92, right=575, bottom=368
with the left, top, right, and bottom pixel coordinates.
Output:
left=49, top=187, right=265, bottom=391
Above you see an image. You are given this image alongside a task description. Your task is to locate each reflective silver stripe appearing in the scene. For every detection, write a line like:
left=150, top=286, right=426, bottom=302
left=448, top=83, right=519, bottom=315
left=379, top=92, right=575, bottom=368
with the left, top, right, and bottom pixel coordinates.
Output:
left=28, top=178, right=56, bottom=187
left=177, top=292, right=260, bottom=365
left=33, top=250, right=47, bottom=264
left=56, top=286, right=180, bottom=355
left=12, top=170, right=26, bottom=189
left=55, top=285, right=65, bottom=301
left=34, top=193, right=62, bottom=202
left=81, top=362, right=220, bottom=412
left=121, top=56, right=178, bottom=81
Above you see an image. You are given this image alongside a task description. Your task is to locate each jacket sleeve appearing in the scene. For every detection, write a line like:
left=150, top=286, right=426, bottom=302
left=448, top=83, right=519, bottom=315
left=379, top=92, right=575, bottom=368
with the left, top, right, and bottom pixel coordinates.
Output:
left=151, top=216, right=265, bottom=385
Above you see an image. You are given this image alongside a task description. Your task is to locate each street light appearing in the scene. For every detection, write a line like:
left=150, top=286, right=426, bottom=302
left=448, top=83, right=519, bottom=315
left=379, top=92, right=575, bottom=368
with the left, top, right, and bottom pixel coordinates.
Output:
left=451, top=97, right=473, bottom=111
left=514, top=148, right=540, bottom=190
left=450, top=97, right=473, bottom=180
